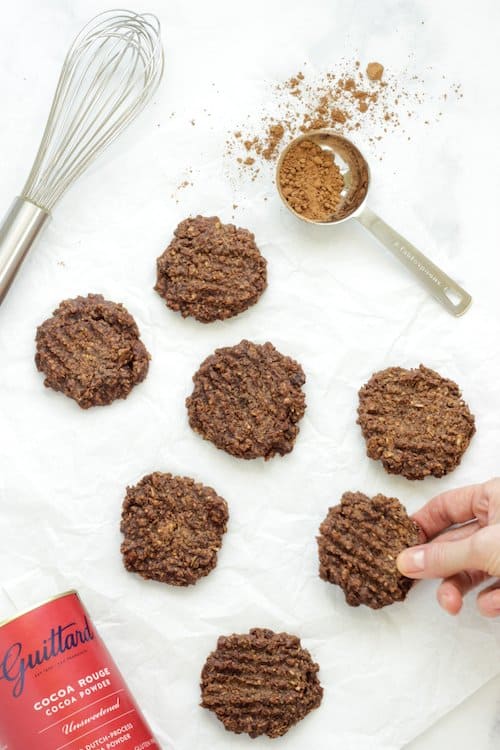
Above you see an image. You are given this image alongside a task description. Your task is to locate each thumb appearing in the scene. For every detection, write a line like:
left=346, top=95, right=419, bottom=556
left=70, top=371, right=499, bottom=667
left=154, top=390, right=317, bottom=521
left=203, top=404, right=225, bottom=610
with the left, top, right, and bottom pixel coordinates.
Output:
left=397, top=534, right=485, bottom=580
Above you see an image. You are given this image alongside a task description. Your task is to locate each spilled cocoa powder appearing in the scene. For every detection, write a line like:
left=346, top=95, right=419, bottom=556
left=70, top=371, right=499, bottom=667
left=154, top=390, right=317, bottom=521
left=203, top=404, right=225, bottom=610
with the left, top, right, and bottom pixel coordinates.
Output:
left=227, top=59, right=461, bottom=175
left=366, top=62, right=384, bottom=81
left=278, top=140, right=344, bottom=222
left=263, top=124, right=285, bottom=160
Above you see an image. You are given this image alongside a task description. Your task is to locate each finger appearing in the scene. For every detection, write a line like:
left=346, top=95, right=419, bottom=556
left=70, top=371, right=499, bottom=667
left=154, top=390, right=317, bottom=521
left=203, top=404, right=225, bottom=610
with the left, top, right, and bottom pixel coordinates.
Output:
left=437, top=570, right=489, bottom=615
left=412, top=479, right=500, bottom=540
left=477, top=580, right=500, bottom=618
left=435, top=520, right=480, bottom=544
left=396, top=529, right=497, bottom=579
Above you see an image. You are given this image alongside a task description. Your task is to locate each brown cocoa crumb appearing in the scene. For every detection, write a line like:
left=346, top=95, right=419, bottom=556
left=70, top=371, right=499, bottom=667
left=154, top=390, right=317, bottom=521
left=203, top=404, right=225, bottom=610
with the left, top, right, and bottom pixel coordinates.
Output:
left=331, top=108, right=347, bottom=123
left=278, top=139, right=344, bottom=222
left=366, top=62, right=384, bottom=81
left=262, top=124, right=285, bottom=160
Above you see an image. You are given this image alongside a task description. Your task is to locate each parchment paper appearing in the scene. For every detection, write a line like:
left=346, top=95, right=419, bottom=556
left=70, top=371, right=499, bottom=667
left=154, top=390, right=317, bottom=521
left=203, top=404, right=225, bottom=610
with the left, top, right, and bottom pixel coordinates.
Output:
left=1, top=1, right=500, bottom=749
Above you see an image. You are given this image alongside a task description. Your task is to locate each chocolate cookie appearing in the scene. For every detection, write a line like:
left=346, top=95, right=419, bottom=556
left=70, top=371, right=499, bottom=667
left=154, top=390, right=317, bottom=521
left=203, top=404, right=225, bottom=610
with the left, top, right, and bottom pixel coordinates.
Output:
left=186, top=339, right=306, bottom=460
left=35, top=294, right=150, bottom=409
left=357, top=365, right=475, bottom=480
left=155, top=216, right=267, bottom=323
left=317, top=491, right=422, bottom=609
left=120, top=472, right=228, bottom=586
left=200, top=628, right=323, bottom=738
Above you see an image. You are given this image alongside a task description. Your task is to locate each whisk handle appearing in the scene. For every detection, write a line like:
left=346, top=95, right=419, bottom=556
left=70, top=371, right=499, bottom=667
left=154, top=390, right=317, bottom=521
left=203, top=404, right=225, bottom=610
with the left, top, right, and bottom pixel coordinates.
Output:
left=0, top=198, right=50, bottom=305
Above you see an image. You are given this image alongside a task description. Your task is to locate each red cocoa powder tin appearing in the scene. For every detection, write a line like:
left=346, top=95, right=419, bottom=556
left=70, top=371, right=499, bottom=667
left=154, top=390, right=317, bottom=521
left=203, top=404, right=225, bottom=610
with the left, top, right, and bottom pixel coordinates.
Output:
left=0, top=590, right=161, bottom=750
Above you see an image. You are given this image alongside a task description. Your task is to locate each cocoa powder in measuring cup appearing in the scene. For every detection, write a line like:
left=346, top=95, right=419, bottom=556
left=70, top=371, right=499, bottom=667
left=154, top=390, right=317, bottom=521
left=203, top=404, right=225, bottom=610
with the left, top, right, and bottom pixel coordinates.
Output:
left=278, top=139, right=344, bottom=222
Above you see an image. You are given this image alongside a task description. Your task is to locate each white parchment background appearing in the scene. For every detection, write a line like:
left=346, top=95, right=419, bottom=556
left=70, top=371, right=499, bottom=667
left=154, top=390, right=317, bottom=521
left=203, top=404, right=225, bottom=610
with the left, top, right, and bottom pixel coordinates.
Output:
left=1, top=1, right=500, bottom=748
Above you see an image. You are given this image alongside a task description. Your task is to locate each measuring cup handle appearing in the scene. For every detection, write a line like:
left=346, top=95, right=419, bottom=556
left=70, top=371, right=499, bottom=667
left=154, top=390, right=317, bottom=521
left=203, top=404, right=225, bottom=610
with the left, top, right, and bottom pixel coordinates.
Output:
left=356, top=206, right=471, bottom=316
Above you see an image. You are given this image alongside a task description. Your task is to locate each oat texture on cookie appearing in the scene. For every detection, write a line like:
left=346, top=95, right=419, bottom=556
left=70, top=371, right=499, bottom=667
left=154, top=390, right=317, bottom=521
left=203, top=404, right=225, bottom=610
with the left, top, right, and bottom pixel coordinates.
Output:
left=318, top=491, right=422, bottom=609
left=155, top=215, right=267, bottom=323
left=186, top=339, right=306, bottom=459
left=357, top=364, right=475, bottom=479
left=200, top=628, right=323, bottom=738
left=35, top=293, right=150, bottom=409
left=120, top=472, right=228, bottom=586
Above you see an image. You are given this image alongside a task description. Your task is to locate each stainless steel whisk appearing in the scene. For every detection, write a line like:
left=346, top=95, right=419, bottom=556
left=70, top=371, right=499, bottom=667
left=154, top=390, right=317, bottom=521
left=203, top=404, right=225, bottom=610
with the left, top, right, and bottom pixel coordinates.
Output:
left=0, top=9, right=164, bottom=305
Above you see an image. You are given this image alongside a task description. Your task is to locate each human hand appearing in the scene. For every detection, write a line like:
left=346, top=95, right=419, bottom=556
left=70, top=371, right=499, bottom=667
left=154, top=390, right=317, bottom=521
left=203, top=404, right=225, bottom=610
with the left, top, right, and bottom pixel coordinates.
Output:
left=397, top=478, right=500, bottom=617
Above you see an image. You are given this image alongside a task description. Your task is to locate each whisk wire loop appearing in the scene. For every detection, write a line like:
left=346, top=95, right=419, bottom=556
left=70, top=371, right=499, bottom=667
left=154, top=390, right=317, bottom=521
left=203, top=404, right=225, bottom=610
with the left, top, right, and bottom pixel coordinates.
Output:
left=22, top=9, right=164, bottom=211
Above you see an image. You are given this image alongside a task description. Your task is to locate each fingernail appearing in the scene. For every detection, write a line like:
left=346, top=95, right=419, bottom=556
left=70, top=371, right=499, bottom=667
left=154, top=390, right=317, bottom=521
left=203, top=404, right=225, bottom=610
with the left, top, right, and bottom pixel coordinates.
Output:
left=438, top=590, right=456, bottom=613
left=488, top=592, right=500, bottom=616
left=398, top=548, right=425, bottom=574
left=438, top=590, right=452, bottom=605
left=491, top=591, right=500, bottom=607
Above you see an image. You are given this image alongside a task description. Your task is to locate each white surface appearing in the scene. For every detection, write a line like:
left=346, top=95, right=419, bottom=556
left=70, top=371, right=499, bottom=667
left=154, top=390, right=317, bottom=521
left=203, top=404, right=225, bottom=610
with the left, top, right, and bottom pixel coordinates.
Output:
left=1, top=1, right=499, bottom=748
left=406, top=674, right=500, bottom=749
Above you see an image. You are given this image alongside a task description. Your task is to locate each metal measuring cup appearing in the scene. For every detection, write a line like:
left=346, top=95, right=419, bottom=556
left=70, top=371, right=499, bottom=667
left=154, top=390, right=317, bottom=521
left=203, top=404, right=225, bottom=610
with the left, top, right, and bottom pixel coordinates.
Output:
left=276, top=130, right=471, bottom=316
